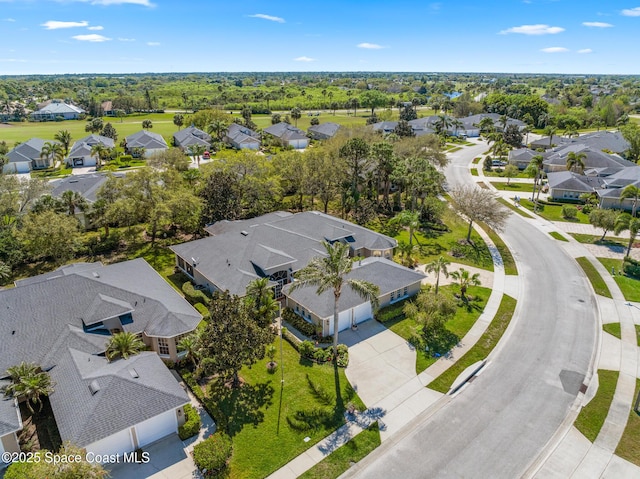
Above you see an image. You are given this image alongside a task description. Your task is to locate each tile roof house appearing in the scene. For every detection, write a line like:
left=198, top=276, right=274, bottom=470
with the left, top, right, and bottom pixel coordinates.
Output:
left=308, top=122, right=341, bottom=140
left=170, top=211, right=398, bottom=299
left=263, top=122, right=309, bottom=149
left=2, top=138, right=58, bottom=174
left=225, top=123, right=261, bottom=150
left=173, top=125, right=212, bottom=150
left=284, top=257, right=425, bottom=335
left=124, top=131, right=168, bottom=158
left=0, top=259, right=201, bottom=462
left=67, top=134, right=115, bottom=168
left=30, top=101, right=85, bottom=121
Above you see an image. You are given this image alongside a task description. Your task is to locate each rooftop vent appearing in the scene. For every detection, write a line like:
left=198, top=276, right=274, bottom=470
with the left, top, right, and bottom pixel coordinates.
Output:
left=88, top=380, right=100, bottom=396
left=92, top=272, right=100, bottom=278
left=241, top=230, right=249, bottom=236
left=128, top=368, right=139, bottom=379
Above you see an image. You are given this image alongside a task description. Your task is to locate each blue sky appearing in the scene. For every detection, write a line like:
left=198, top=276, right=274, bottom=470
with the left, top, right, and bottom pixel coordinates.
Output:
left=0, top=0, right=639, bottom=75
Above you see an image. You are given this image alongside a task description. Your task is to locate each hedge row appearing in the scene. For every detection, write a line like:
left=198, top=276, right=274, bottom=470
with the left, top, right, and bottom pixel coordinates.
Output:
left=178, top=404, right=201, bottom=440
left=623, top=257, right=640, bottom=279
left=192, top=433, right=232, bottom=476
left=179, top=369, right=228, bottom=433
left=193, top=302, right=211, bottom=321
left=182, top=282, right=210, bottom=306
left=299, top=341, right=349, bottom=367
left=282, top=307, right=333, bottom=343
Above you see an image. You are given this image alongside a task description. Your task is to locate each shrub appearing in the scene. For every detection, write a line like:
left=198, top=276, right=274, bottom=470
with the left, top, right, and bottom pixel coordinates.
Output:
left=376, top=301, right=407, bottom=323
left=192, top=433, right=232, bottom=475
left=182, top=281, right=210, bottom=305
left=193, top=302, right=210, bottom=320
left=178, top=404, right=201, bottom=440
left=282, top=327, right=301, bottom=351
left=623, top=257, right=640, bottom=279
left=282, top=307, right=317, bottom=337
left=562, top=205, right=578, bottom=219
left=299, top=340, right=315, bottom=358
left=483, top=156, right=493, bottom=171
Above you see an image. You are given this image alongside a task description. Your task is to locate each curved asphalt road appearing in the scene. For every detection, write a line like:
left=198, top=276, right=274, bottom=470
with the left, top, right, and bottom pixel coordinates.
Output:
left=346, top=142, right=597, bottom=478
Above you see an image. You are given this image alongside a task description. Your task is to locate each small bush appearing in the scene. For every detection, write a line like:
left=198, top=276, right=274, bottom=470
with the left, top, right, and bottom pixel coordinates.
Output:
left=282, top=307, right=317, bottom=337
left=562, top=205, right=578, bottom=219
left=623, top=257, right=640, bottom=279
left=192, top=433, right=232, bottom=475
left=193, top=302, right=210, bottom=320
left=178, top=404, right=201, bottom=440
left=182, top=281, right=210, bottom=305
left=299, top=340, right=315, bottom=358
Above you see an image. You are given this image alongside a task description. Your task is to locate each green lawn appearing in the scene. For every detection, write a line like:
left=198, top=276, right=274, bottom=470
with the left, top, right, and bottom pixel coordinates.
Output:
left=30, top=166, right=73, bottom=178
left=597, top=258, right=640, bottom=302
left=298, top=422, right=381, bottom=479
left=603, top=322, right=621, bottom=339
left=574, top=370, right=619, bottom=442
left=615, top=378, right=640, bottom=466
left=568, top=234, right=626, bottom=248
left=637, top=325, right=640, bottom=346
left=479, top=223, right=517, bottom=275
left=489, top=182, right=535, bottom=193
left=497, top=198, right=533, bottom=218
left=575, top=257, right=612, bottom=298
left=428, top=294, right=516, bottom=393
left=470, top=168, right=479, bottom=176
left=483, top=169, right=530, bottom=179
left=519, top=199, right=590, bottom=224
left=385, top=286, right=491, bottom=374
left=199, top=338, right=366, bottom=479
left=549, top=231, right=569, bottom=242
left=394, top=209, right=494, bottom=271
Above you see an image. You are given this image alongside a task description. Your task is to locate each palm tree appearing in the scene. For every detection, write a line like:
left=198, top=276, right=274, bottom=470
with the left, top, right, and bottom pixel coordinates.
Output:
left=390, top=210, right=421, bottom=247
left=290, top=241, right=380, bottom=358
left=614, top=213, right=640, bottom=257
left=246, top=277, right=279, bottom=326
left=291, top=107, right=302, bottom=127
left=525, top=155, right=545, bottom=211
left=434, top=114, right=452, bottom=139
left=188, top=144, right=206, bottom=166
left=60, top=190, right=88, bottom=216
left=142, top=119, right=153, bottom=130
left=564, top=126, right=579, bottom=139
left=90, top=143, right=109, bottom=169
left=544, top=125, right=558, bottom=148
left=425, top=256, right=451, bottom=295
left=620, top=184, right=640, bottom=217
left=566, top=151, right=586, bottom=173
left=3, top=362, right=54, bottom=414
left=105, top=331, right=146, bottom=361
left=450, top=268, right=481, bottom=303
left=40, top=141, right=64, bottom=169
left=54, top=130, right=72, bottom=155
left=177, top=333, right=199, bottom=369
left=396, top=241, right=417, bottom=268
left=207, top=119, right=229, bottom=141
left=477, top=117, right=495, bottom=134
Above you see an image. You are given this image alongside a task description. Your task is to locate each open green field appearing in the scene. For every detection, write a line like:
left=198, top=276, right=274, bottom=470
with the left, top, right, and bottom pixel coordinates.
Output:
left=575, top=370, right=619, bottom=442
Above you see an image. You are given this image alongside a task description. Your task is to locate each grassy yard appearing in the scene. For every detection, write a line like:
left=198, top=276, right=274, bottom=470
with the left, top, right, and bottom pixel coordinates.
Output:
left=393, top=209, right=494, bottom=271
left=470, top=168, right=479, bottom=176
left=30, top=166, right=73, bottom=178
left=483, top=169, right=530, bottom=179
left=603, top=322, right=621, bottom=339
left=549, top=231, right=569, bottom=242
left=428, top=294, right=517, bottom=393
left=569, top=234, right=626, bottom=248
left=575, top=257, right=612, bottom=298
left=574, top=369, right=619, bottom=442
left=298, top=422, right=381, bottom=479
left=479, top=223, right=517, bottom=275
left=519, top=199, right=590, bottom=224
left=615, top=378, right=640, bottom=466
left=489, top=182, right=535, bottom=193
left=384, top=286, right=491, bottom=374
left=497, top=198, right=534, bottom=218
left=597, top=258, right=640, bottom=302
left=195, top=338, right=366, bottom=479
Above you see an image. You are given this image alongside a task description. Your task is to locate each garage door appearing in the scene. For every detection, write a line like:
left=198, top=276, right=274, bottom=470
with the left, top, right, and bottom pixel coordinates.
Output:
left=353, top=302, right=372, bottom=325
left=135, top=409, right=178, bottom=448
left=86, top=428, right=134, bottom=460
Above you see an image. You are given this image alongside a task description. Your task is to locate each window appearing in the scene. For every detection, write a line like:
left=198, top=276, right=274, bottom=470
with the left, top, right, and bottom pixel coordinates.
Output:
left=403, top=286, right=408, bottom=297
left=390, top=291, right=395, bottom=301
left=178, top=257, right=185, bottom=269
left=158, top=338, right=170, bottom=356
left=186, top=264, right=194, bottom=277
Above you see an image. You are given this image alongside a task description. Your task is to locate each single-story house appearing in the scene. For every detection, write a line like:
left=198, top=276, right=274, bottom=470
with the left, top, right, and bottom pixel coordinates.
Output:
left=2, top=138, right=57, bottom=174
left=308, top=122, right=341, bottom=140
left=0, top=381, right=21, bottom=466
left=372, top=121, right=399, bottom=135
left=30, top=101, right=85, bottom=121
left=543, top=145, right=635, bottom=174
left=67, top=134, right=115, bottom=168
left=263, top=122, right=309, bottom=149
left=596, top=167, right=640, bottom=211
left=546, top=171, right=607, bottom=201
left=284, top=257, right=424, bottom=335
left=170, top=211, right=397, bottom=299
left=173, top=125, right=212, bottom=150
left=407, top=118, right=439, bottom=136
left=0, top=259, right=201, bottom=463
left=531, top=131, right=629, bottom=155
left=101, top=101, right=115, bottom=117
left=508, top=148, right=540, bottom=170
left=462, top=113, right=525, bottom=136
left=225, top=123, right=261, bottom=150
left=125, top=131, right=168, bottom=158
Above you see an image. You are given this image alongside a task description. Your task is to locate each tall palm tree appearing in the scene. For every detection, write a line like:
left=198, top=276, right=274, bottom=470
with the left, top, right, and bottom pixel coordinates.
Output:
left=434, top=114, right=452, bottom=139
left=105, top=331, right=146, bottom=361
left=3, top=362, right=54, bottom=414
left=90, top=143, right=108, bottom=169
left=450, top=268, right=481, bottom=303
left=614, top=213, right=640, bottom=257
left=543, top=125, right=558, bottom=148
left=566, top=151, right=586, bottom=173
left=526, top=154, right=545, bottom=211
left=425, top=256, right=451, bottom=295
left=390, top=210, right=420, bottom=247
left=207, top=119, right=229, bottom=141
left=620, top=184, right=640, bottom=217
left=60, top=190, right=88, bottom=216
left=396, top=241, right=417, bottom=268
left=40, top=141, right=64, bottom=169
left=290, top=241, right=380, bottom=358
left=54, top=130, right=72, bottom=155
left=188, top=144, right=206, bottom=166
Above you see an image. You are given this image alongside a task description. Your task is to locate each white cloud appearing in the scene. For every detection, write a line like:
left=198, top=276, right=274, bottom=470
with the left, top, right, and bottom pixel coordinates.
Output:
left=294, top=56, right=315, bottom=62
left=42, top=20, right=89, bottom=30
left=72, top=34, right=111, bottom=42
left=357, top=42, right=385, bottom=49
left=3, top=18, right=16, bottom=22
left=621, top=7, right=640, bottom=16
left=249, top=14, right=285, bottom=23
left=541, top=46, right=569, bottom=53
left=500, top=24, right=565, bottom=35
left=582, top=21, right=613, bottom=27
left=147, top=41, right=160, bottom=46
left=578, top=48, right=593, bottom=53
left=88, top=25, right=104, bottom=30
left=118, top=37, right=136, bottom=42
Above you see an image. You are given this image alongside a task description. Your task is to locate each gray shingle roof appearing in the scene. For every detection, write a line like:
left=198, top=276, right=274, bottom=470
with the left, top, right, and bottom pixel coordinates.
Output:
left=33, top=102, right=84, bottom=115
left=284, top=257, right=425, bottom=318
left=68, top=134, right=115, bottom=158
left=125, top=130, right=168, bottom=150
left=0, top=381, right=21, bottom=437
left=532, top=131, right=629, bottom=154
left=173, top=126, right=212, bottom=148
left=50, top=173, right=121, bottom=203
left=264, top=122, right=307, bottom=141
left=547, top=171, right=606, bottom=192
left=308, top=122, right=341, bottom=139
left=543, top=146, right=635, bottom=170
left=7, top=138, right=52, bottom=163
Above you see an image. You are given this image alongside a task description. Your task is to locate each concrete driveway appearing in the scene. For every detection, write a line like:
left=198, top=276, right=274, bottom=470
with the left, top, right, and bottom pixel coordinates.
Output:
left=342, top=319, right=417, bottom=407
